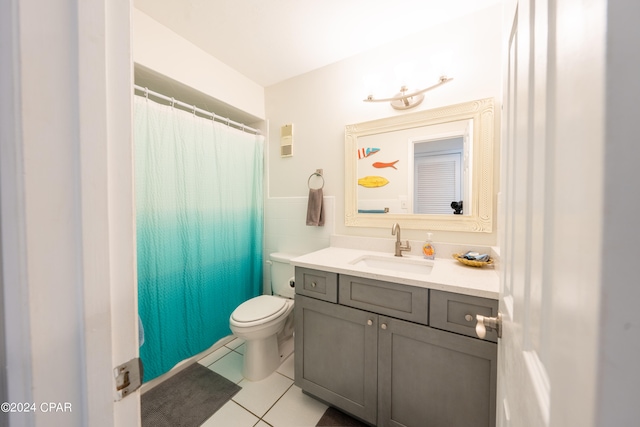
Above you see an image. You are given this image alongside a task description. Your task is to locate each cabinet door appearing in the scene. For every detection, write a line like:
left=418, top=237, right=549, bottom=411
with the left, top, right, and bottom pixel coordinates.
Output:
left=295, top=295, right=378, bottom=424
left=378, top=316, right=497, bottom=427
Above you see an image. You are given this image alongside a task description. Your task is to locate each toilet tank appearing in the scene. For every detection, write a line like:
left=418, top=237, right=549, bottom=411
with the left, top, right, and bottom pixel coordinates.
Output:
left=270, top=252, right=296, bottom=299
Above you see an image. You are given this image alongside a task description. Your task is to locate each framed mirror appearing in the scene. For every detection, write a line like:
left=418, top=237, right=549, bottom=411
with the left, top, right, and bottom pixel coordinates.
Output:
left=345, top=98, right=495, bottom=232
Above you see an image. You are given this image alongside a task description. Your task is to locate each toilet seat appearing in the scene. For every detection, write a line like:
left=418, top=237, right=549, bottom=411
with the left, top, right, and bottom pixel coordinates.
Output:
left=231, top=295, right=288, bottom=327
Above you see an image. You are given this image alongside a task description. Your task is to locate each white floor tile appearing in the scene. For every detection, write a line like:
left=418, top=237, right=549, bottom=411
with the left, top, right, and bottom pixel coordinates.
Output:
left=262, top=385, right=328, bottom=427
left=198, top=346, right=232, bottom=368
left=207, top=351, right=244, bottom=384
left=234, top=342, right=246, bottom=355
left=225, top=337, right=245, bottom=350
left=199, top=400, right=259, bottom=427
left=233, top=372, right=294, bottom=417
left=276, top=354, right=295, bottom=380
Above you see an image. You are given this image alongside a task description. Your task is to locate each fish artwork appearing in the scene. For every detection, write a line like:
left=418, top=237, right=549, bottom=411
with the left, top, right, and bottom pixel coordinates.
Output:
left=358, top=176, right=389, bottom=188
left=357, top=147, right=380, bottom=159
left=372, top=160, right=399, bottom=170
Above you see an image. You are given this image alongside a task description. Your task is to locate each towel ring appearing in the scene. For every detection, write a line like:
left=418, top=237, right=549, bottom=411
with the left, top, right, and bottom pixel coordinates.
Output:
left=308, top=172, right=324, bottom=190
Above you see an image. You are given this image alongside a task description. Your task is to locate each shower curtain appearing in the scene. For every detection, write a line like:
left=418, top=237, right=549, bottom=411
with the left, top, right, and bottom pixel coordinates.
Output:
left=134, top=95, right=264, bottom=382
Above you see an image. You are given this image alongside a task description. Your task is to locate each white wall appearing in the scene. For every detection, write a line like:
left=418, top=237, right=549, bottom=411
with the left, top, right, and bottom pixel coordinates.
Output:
left=133, top=9, right=265, bottom=120
left=265, top=5, right=503, bottom=248
left=262, top=196, right=336, bottom=292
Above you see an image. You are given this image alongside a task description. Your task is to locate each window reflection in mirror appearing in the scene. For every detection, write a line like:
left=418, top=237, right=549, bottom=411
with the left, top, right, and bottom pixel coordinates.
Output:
left=413, top=137, right=463, bottom=214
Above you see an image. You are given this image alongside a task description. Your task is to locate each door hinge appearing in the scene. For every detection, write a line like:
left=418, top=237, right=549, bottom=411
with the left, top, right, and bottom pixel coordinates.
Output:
left=114, top=357, right=143, bottom=400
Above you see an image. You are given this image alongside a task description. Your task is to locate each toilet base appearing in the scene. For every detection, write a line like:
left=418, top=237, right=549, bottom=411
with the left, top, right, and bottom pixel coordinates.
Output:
left=242, top=335, right=280, bottom=381
left=277, top=309, right=294, bottom=361
left=278, top=334, right=294, bottom=362
left=241, top=333, right=294, bottom=381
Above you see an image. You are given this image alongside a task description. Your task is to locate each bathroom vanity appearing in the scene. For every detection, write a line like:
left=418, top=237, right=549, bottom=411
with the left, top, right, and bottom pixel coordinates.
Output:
left=291, top=246, right=499, bottom=427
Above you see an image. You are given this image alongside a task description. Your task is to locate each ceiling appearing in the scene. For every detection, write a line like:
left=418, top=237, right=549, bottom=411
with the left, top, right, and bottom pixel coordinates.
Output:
left=134, top=0, right=502, bottom=88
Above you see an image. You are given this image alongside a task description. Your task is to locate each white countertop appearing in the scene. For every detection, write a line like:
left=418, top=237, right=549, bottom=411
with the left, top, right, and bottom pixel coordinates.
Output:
left=290, top=246, right=499, bottom=300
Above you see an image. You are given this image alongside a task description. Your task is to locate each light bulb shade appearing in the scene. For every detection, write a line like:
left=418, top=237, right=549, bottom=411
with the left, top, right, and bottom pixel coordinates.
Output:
left=393, top=62, right=416, bottom=87
left=362, top=73, right=382, bottom=97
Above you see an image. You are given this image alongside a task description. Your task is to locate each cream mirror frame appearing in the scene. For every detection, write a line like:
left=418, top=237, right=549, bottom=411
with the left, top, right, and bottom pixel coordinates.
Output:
left=345, top=97, right=495, bottom=232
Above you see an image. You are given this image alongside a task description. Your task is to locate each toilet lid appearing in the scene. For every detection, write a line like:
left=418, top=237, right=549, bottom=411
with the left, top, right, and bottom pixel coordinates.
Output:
left=231, top=295, right=287, bottom=324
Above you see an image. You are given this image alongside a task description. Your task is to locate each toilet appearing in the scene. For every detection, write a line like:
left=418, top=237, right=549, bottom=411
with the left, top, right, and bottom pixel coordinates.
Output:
left=229, top=252, right=296, bottom=381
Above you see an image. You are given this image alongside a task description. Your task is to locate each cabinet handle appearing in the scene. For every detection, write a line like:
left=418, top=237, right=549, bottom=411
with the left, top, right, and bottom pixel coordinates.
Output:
left=381, top=323, right=387, bottom=330
left=476, top=313, right=503, bottom=339
left=464, top=314, right=473, bottom=322
left=367, top=319, right=373, bottom=326
left=310, top=281, right=316, bottom=288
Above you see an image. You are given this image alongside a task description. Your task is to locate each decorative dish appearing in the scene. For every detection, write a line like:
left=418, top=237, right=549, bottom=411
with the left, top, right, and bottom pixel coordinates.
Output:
left=452, top=253, right=494, bottom=268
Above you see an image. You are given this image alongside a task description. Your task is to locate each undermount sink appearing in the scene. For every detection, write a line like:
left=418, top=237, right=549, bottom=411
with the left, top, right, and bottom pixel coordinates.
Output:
left=349, top=254, right=434, bottom=275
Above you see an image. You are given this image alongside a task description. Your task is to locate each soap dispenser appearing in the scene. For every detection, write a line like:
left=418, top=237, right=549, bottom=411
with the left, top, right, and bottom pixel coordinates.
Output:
left=422, top=232, right=435, bottom=260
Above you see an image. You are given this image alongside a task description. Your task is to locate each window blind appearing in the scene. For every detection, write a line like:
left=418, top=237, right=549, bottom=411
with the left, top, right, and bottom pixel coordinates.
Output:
left=414, top=153, right=461, bottom=214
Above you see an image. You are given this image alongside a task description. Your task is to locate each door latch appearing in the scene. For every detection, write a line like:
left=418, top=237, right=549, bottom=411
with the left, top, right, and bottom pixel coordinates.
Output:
left=114, top=357, right=143, bottom=400
left=476, top=313, right=503, bottom=339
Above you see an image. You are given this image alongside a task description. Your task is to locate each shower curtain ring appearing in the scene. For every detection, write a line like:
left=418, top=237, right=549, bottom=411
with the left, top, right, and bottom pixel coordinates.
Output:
left=144, top=87, right=149, bottom=99
left=170, top=97, right=175, bottom=107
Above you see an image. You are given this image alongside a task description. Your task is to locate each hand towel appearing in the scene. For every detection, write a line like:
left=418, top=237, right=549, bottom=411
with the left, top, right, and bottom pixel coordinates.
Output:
left=306, top=188, right=325, bottom=226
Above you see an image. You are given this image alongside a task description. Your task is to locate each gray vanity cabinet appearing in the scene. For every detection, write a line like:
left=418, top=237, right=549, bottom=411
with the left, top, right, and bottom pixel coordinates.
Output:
left=294, top=267, right=498, bottom=427
left=378, top=316, right=497, bottom=427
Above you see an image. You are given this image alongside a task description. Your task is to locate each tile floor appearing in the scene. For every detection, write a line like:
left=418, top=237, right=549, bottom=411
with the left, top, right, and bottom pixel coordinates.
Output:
left=197, top=336, right=329, bottom=427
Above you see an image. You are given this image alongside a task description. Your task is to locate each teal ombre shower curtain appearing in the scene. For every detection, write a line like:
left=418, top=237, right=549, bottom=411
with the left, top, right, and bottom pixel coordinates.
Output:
left=134, top=95, right=263, bottom=382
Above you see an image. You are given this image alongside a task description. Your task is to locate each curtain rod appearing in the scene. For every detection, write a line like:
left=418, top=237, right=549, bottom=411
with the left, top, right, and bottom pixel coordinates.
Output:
left=133, top=84, right=261, bottom=135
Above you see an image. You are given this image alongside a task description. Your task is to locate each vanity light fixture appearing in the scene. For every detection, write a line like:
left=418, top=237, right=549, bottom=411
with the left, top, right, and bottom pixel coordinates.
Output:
left=363, top=75, right=454, bottom=110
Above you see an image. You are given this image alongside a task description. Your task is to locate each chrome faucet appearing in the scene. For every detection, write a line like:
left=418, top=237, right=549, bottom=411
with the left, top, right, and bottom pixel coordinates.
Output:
left=391, top=223, right=411, bottom=257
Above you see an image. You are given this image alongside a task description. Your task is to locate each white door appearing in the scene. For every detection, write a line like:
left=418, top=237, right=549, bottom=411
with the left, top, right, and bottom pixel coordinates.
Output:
left=497, top=0, right=551, bottom=425
left=497, top=0, right=613, bottom=423
left=0, top=0, right=140, bottom=425
left=497, top=0, right=612, bottom=424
